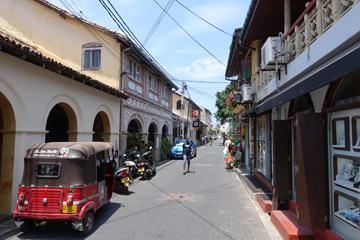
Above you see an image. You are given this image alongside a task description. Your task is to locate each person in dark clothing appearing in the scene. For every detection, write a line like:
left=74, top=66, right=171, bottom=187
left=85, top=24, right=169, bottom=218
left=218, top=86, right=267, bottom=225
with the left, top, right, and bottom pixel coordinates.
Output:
left=182, top=137, right=193, bottom=175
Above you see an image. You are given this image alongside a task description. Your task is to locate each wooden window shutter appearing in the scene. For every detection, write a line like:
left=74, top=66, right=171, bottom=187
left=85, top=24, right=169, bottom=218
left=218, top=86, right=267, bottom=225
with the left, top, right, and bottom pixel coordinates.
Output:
left=295, top=113, right=328, bottom=229
left=272, top=120, right=291, bottom=210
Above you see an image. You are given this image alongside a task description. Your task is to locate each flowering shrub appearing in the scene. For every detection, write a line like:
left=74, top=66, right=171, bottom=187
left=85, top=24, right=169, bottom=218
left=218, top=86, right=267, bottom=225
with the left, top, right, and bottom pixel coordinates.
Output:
left=225, top=90, right=238, bottom=108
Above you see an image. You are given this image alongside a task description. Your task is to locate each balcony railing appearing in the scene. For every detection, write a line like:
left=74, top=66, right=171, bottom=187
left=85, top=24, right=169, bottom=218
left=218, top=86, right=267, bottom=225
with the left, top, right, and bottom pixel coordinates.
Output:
left=253, top=0, right=359, bottom=100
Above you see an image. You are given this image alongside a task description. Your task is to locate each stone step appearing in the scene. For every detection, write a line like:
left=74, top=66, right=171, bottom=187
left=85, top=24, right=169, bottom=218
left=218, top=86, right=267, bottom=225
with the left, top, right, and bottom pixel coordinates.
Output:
left=271, top=210, right=315, bottom=240
left=256, top=192, right=272, bottom=213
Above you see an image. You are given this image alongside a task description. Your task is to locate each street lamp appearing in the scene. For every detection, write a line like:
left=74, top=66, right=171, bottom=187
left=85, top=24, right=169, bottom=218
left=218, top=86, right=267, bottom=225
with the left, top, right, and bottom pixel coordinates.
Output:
left=233, top=89, right=242, bottom=103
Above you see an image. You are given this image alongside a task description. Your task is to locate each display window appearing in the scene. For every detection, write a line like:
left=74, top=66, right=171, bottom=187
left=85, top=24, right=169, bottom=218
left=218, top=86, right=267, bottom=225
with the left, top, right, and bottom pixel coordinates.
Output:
left=334, top=155, right=360, bottom=192
left=256, top=116, right=266, bottom=175
left=334, top=192, right=359, bottom=230
left=330, top=110, right=360, bottom=237
left=352, top=116, right=360, bottom=151
left=256, top=115, right=271, bottom=178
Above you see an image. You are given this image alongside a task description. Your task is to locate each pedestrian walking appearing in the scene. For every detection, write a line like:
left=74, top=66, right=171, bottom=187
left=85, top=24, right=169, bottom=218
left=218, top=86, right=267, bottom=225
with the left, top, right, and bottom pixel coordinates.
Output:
left=224, top=136, right=234, bottom=169
left=183, top=137, right=193, bottom=174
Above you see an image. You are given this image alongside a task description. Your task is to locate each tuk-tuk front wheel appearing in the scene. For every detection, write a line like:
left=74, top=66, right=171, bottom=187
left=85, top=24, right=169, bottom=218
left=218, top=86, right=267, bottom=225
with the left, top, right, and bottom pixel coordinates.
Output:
left=82, top=211, right=94, bottom=235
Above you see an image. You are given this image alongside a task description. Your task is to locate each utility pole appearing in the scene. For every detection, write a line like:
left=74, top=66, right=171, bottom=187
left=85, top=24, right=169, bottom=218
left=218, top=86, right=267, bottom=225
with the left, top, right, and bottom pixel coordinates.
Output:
left=181, top=81, right=185, bottom=139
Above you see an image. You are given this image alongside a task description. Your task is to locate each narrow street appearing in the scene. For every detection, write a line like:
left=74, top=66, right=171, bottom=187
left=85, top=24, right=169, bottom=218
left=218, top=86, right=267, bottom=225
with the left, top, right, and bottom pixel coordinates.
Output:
left=5, top=142, right=280, bottom=240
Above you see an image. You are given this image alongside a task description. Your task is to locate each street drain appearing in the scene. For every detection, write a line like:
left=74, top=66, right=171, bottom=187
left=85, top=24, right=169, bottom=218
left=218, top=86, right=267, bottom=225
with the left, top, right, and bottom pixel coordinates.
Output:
left=166, top=193, right=195, bottom=202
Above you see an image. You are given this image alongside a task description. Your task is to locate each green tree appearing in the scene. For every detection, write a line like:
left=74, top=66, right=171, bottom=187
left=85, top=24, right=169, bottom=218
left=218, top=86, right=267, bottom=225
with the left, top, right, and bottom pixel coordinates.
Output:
left=215, top=82, right=237, bottom=124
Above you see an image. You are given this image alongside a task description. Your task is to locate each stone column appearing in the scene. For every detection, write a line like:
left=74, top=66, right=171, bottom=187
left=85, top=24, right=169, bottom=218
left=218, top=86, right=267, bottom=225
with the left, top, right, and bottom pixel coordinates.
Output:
left=120, top=132, right=128, bottom=157
left=284, top=0, right=291, bottom=34
left=154, top=133, right=162, bottom=162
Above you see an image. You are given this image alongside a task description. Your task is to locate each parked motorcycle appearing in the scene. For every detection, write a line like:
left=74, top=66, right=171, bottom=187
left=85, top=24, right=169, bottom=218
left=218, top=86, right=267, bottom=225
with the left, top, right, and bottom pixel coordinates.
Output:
left=123, top=150, right=140, bottom=179
left=137, top=147, right=156, bottom=180
left=114, top=167, right=131, bottom=194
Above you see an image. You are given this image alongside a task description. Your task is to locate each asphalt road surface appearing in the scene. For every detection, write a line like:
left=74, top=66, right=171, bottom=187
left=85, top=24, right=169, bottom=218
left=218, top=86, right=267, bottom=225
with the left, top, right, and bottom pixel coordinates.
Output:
left=5, top=141, right=280, bottom=240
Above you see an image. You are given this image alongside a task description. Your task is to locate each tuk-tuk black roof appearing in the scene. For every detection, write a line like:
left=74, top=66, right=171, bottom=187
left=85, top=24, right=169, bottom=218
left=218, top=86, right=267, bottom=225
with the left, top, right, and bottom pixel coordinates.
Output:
left=20, top=142, right=114, bottom=187
left=25, top=142, right=114, bottom=159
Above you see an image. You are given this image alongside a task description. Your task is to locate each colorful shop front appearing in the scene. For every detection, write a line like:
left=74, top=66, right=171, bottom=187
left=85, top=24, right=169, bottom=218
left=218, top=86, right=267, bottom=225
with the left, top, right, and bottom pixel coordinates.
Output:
left=245, top=48, right=360, bottom=240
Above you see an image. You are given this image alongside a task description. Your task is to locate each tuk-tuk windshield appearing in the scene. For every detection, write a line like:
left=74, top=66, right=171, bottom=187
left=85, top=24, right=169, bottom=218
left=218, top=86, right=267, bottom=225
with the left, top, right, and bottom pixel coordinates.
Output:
left=35, top=163, right=61, bottom=178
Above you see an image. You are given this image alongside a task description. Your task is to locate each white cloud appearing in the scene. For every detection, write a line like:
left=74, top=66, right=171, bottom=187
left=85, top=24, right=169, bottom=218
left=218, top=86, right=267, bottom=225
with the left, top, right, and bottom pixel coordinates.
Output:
left=172, top=57, right=226, bottom=79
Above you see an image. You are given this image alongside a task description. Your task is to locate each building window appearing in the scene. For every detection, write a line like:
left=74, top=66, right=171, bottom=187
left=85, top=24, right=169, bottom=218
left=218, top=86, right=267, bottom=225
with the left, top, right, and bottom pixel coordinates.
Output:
left=129, top=59, right=141, bottom=82
left=82, top=43, right=102, bottom=70
left=162, top=84, right=168, bottom=99
left=176, top=100, right=182, bottom=110
left=149, top=74, right=157, bottom=92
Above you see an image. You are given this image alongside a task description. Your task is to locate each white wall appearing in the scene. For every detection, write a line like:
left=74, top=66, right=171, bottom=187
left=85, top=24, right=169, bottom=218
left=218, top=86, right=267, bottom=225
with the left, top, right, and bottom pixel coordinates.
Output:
left=0, top=52, right=120, bottom=211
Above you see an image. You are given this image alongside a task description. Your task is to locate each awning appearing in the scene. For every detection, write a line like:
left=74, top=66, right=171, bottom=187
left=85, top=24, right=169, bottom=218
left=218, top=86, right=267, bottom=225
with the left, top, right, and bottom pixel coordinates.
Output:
left=241, top=106, right=257, bottom=118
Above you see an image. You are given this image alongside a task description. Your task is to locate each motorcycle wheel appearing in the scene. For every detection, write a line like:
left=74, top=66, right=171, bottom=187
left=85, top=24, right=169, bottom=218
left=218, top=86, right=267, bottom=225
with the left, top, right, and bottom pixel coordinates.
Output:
left=82, top=211, right=94, bottom=235
left=143, top=171, right=148, bottom=180
left=153, top=169, right=156, bottom=176
left=119, top=184, right=129, bottom=195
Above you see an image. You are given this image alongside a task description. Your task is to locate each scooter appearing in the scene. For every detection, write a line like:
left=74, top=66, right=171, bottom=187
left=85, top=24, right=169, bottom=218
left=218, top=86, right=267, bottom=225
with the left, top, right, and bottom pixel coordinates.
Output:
left=114, top=167, right=132, bottom=194
left=137, top=147, right=156, bottom=180
left=123, top=150, right=140, bottom=179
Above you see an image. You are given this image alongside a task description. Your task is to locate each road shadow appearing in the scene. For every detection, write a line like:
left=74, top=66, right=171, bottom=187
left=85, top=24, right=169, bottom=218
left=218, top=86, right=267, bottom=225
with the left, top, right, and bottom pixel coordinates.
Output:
left=15, top=202, right=122, bottom=239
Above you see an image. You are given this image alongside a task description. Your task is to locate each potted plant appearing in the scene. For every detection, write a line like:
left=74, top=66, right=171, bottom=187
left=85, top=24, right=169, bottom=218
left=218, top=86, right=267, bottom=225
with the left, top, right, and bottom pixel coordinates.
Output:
left=161, top=137, right=171, bottom=160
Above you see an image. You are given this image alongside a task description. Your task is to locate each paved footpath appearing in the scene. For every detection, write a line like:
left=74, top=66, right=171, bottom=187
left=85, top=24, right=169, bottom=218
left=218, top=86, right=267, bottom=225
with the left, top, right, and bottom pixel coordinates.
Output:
left=3, top=142, right=281, bottom=240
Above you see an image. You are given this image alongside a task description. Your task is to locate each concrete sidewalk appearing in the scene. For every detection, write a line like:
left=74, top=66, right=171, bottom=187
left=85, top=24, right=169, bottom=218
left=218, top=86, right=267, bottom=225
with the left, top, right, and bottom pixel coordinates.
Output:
left=0, top=213, right=18, bottom=240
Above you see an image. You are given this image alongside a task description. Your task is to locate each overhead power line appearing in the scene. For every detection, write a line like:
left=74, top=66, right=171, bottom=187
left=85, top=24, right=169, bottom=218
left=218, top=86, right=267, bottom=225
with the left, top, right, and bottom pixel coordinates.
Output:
left=143, top=0, right=175, bottom=46
left=59, top=0, right=121, bottom=61
left=152, top=0, right=226, bottom=67
left=99, top=0, right=181, bottom=86
left=174, top=0, right=232, bottom=36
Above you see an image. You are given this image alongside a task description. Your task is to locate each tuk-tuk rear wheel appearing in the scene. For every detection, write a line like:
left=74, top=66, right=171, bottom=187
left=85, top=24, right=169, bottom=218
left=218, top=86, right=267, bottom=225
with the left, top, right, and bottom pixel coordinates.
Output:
left=82, top=211, right=94, bottom=235
left=20, top=219, right=34, bottom=233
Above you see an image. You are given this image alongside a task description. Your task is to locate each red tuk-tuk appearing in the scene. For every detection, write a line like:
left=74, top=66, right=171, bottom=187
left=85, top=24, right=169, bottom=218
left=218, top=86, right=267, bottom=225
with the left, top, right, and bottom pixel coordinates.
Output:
left=13, top=142, right=116, bottom=235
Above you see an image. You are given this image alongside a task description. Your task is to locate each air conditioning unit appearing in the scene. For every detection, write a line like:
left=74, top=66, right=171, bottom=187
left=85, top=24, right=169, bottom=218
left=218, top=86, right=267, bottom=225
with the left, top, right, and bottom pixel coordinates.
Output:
left=261, top=37, right=282, bottom=69
left=242, top=84, right=252, bottom=103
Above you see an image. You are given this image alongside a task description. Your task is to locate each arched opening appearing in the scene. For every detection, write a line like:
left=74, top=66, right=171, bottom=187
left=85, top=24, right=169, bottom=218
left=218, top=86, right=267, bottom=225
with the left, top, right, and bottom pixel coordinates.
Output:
left=127, top=119, right=142, bottom=151
left=329, top=71, right=360, bottom=108
left=128, top=119, right=141, bottom=133
left=288, top=93, right=314, bottom=117
left=162, top=125, right=168, bottom=138
left=148, top=123, right=157, bottom=146
left=0, top=92, right=16, bottom=213
left=45, top=103, right=77, bottom=142
left=93, top=111, right=110, bottom=142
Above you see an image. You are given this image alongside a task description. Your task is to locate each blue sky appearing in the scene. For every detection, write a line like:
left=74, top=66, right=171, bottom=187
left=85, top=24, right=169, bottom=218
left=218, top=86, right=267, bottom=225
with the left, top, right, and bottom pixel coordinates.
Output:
left=48, top=0, right=251, bottom=124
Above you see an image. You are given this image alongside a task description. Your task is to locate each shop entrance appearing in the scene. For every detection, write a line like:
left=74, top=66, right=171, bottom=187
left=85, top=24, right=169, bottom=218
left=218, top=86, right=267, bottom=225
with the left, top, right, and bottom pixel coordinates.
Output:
left=45, top=103, right=77, bottom=142
left=0, top=92, right=16, bottom=213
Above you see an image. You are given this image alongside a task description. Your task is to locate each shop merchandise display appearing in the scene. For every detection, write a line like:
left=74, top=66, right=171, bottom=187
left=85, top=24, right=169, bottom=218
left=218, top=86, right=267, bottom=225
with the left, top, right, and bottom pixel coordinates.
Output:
left=335, top=206, right=360, bottom=228
left=335, top=161, right=360, bottom=190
